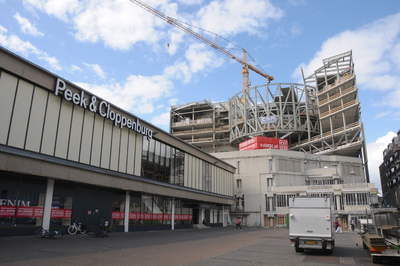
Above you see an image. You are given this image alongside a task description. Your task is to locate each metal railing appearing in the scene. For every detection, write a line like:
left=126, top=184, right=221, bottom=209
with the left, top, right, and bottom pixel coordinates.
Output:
left=318, top=86, right=356, bottom=106
left=320, top=99, right=358, bottom=118
left=318, top=74, right=354, bottom=95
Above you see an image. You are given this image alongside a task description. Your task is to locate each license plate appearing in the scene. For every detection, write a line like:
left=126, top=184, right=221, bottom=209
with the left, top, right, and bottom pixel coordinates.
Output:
left=305, top=241, right=317, bottom=244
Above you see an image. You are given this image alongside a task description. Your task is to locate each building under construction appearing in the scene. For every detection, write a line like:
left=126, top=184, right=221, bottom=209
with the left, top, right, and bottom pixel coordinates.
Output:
left=170, top=51, right=368, bottom=180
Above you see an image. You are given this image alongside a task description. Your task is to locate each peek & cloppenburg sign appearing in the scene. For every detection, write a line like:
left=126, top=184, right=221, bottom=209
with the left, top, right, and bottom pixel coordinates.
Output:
left=55, top=78, right=153, bottom=140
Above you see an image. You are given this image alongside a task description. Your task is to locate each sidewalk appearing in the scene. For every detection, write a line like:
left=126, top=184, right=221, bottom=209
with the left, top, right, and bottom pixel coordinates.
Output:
left=0, top=227, right=380, bottom=266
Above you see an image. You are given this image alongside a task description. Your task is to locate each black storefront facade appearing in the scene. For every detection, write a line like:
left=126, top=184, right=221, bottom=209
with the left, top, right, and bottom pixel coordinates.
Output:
left=0, top=46, right=236, bottom=236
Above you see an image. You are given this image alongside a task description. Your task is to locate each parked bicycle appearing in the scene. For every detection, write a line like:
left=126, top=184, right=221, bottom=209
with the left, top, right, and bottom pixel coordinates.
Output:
left=89, top=219, right=115, bottom=234
left=35, top=228, right=63, bottom=239
left=89, top=219, right=109, bottom=238
left=105, top=220, right=116, bottom=233
left=68, top=218, right=86, bottom=235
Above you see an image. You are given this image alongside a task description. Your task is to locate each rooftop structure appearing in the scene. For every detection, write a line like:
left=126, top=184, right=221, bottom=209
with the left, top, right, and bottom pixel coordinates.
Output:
left=170, top=51, right=369, bottom=181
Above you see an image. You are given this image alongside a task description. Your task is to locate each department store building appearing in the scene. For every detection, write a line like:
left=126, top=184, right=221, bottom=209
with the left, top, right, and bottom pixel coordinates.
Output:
left=0, top=47, right=235, bottom=236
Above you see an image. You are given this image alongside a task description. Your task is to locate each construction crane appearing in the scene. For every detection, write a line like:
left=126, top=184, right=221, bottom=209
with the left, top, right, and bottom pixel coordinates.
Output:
left=129, top=0, right=274, bottom=94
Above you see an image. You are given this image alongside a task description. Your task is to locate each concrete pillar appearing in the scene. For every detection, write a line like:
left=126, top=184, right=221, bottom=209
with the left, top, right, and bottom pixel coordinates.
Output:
left=124, top=191, right=130, bottom=232
left=42, top=179, right=54, bottom=230
left=171, top=198, right=175, bottom=230
left=222, top=204, right=225, bottom=226
left=336, top=195, right=341, bottom=211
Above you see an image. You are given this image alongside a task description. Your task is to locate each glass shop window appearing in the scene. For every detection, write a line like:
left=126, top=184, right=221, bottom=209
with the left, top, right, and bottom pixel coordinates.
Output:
left=129, top=193, right=141, bottom=225
left=50, top=195, right=73, bottom=226
left=152, top=196, right=164, bottom=225
left=0, top=189, right=44, bottom=227
left=163, top=197, right=172, bottom=225
left=141, top=194, right=153, bottom=225
left=111, top=200, right=125, bottom=226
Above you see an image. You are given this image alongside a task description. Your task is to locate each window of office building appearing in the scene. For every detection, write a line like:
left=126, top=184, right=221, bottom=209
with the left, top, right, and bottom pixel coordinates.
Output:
left=265, top=196, right=271, bottom=212
left=344, top=193, right=356, bottom=205
left=141, top=137, right=185, bottom=186
left=276, top=194, right=295, bottom=207
left=202, top=162, right=212, bottom=191
left=236, top=179, right=242, bottom=188
left=356, top=193, right=368, bottom=205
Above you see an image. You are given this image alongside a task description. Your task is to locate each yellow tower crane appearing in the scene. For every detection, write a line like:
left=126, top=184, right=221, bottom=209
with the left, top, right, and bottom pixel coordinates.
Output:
left=129, top=0, right=274, bottom=94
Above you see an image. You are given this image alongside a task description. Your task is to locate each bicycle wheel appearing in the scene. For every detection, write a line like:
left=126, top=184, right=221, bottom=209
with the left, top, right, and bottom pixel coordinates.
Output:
left=35, top=229, right=45, bottom=238
left=88, top=226, right=98, bottom=235
left=53, top=231, right=62, bottom=239
left=79, top=229, right=86, bottom=235
left=109, top=225, right=116, bottom=233
left=68, top=226, right=77, bottom=235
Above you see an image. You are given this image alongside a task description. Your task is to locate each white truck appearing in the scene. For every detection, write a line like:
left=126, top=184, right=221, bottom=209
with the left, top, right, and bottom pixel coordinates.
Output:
left=289, top=197, right=335, bottom=254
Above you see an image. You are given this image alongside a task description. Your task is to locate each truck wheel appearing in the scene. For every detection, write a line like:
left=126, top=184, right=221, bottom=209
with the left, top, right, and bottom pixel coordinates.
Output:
left=372, top=256, right=382, bottom=264
left=295, top=246, right=304, bottom=253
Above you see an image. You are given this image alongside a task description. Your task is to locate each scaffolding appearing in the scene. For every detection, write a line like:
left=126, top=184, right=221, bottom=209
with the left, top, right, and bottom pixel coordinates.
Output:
left=170, top=51, right=368, bottom=177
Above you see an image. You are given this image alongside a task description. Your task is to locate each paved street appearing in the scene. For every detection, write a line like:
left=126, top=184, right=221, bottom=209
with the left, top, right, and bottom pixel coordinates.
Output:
left=0, top=227, right=399, bottom=266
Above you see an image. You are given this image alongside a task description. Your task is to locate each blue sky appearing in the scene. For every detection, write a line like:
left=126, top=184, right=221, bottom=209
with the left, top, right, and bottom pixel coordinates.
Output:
left=1, top=0, right=400, bottom=193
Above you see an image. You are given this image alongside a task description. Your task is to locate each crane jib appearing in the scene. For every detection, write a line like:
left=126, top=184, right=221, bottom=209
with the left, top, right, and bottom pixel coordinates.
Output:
left=129, top=0, right=274, bottom=83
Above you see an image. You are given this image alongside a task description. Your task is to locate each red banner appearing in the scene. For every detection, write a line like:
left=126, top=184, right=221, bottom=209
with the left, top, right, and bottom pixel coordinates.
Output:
left=0, top=206, right=71, bottom=218
left=239, top=136, right=289, bottom=151
left=112, top=211, right=125, bottom=220
left=127, top=212, right=192, bottom=220
left=0, top=206, right=15, bottom=217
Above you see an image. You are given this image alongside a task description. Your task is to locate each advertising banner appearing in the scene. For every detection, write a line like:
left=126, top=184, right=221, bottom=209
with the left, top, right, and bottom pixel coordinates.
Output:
left=0, top=206, right=71, bottom=218
left=126, top=212, right=192, bottom=220
left=239, top=136, right=289, bottom=151
left=261, top=116, right=277, bottom=124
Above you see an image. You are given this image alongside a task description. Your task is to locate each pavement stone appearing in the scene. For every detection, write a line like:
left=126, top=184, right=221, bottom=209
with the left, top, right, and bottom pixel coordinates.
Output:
left=1, top=227, right=399, bottom=266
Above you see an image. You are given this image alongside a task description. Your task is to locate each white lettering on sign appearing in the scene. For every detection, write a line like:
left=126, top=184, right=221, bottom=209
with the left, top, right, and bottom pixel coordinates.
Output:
left=0, top=199, right=31, bottom=206
left=55, top=78, right=153, bottom=140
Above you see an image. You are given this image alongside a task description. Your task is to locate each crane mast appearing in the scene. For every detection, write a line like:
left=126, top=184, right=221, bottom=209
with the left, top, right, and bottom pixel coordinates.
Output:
left=130, top=0, right=274, bottom=94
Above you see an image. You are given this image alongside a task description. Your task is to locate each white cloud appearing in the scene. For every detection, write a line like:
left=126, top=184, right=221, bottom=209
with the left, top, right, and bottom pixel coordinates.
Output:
left=14, top=12, right=44, bottom=37
left=290, top=22, right=302, bottom=38
left=185, top=43, right=224, bottom=73
left=163, top=43, right=225, bottom=84
left=74, top=74, right=173, bottom=115
left=24, top=0, right=81, bottom=22
left=25, top=0, right=283, bottom=51
left=72, top=0, right=171, bottom=50
left=0, top=25, right=61, bottom=70
left=83, top=62, right=106, bottom=79
left=176, top=0, right=203, bottom=5
left=287, top=0, right=306, bottom=6
left=0, top=25, right=7, bottom=34
left=151, top=112, right=171, bottom=127
left=71, top=65, right=82, bottom=72
left=292, top=12, right=400, bottom=109
left=367, top=131, right=397, bottom=195
left=169, top=98, right=179, bottom=106
left=374, top=111, right=392, bottom=119
left=22, top=0, right=284, bottom=86
left=164, top=61, right=191, bottom=83
left=195, top=0, right=284, bottom=37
